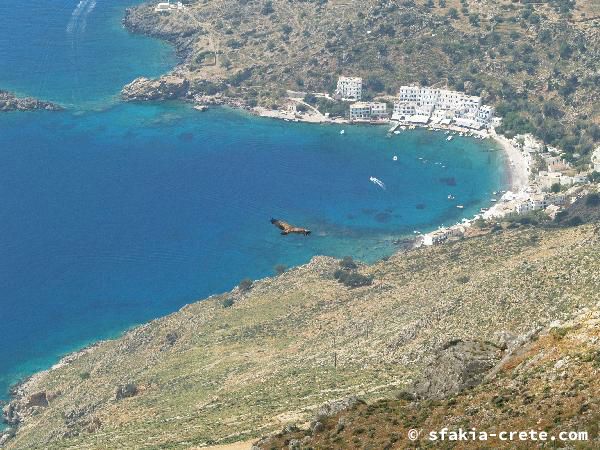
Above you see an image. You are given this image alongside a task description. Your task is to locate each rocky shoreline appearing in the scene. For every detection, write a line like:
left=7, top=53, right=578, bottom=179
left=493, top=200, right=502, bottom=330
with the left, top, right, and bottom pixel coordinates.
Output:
left=2, top=224, right=600, bottom=448
left=0, top=90, right=62, bottom=112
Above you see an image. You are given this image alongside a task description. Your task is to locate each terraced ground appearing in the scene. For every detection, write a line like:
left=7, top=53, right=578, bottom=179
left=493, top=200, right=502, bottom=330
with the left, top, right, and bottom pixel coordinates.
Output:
left=3, top=222, right=600, bottom=449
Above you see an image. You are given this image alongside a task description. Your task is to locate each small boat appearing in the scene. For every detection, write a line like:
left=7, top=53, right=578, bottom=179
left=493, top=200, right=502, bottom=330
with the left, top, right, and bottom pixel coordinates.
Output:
left=394, top=130, right=401, bottom=135
left=447, top=136, right=453, bottom=141
left=193, top=105, right=208, bottom=112
left=456, top=205, right=464, bottom=209
left=491, top=199, right=497, bottom=202
left=369, top=176, right=386, bottom=190
left=393, top=155, right=398, bottom=161
left=493, top=191, right=498, bottom=195
left=445, top=130, right=450, bottom=134
left=340, top=129, right=345, bottom=135
left=448, top=194, right=455, bottom=200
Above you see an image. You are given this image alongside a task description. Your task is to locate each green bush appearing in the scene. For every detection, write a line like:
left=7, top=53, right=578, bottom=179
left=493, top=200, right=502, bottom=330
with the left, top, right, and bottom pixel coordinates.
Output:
left=334, top=269, right=373, bottom=288
left=585, top=193, right=600, bottom=207
left=238, top=278, right=253, bottom=292
left=221, top=298, right=235, bottom=308
left=339, top=256, right=358, bottom=270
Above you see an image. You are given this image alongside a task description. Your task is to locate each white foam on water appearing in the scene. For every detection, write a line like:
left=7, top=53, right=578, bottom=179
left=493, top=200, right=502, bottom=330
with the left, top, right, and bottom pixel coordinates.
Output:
left=67, top=0, right=97, bottom=34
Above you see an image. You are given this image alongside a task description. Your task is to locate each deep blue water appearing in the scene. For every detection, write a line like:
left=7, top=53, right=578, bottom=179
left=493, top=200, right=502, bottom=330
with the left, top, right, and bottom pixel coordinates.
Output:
left=0, top=0, right=508, bottom=403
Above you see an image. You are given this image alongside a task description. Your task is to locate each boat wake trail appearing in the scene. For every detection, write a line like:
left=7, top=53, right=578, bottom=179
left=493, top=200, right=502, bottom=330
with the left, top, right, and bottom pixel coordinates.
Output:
left=66, top=0, right=97, bottom=34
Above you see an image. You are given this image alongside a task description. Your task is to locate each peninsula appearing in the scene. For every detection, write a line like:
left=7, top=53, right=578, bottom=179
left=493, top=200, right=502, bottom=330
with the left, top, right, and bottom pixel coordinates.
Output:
left=0, top=90, right=62, bottom=112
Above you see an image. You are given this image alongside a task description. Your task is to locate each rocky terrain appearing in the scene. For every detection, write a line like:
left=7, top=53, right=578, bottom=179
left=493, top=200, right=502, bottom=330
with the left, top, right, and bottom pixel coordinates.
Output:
left=120, top=0, right=600, bottom=162
left=258, top=304, right=600, bottom=449
left=2, top=221, right=600, bottom=449
left=0, top=90, right=62, bottom=112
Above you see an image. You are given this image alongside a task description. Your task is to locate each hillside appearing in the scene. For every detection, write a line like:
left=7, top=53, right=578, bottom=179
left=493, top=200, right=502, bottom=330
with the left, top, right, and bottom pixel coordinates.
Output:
left=2, top=223, right=600, bottom=449
left=258, top=304, right=600, bottom=449
left=122, top=0, right=600, bottom=164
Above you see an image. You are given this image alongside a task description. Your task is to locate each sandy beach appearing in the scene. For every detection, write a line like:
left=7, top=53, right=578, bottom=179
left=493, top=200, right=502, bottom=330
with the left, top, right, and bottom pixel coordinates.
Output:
left=490, top=131, right=530, bottom=191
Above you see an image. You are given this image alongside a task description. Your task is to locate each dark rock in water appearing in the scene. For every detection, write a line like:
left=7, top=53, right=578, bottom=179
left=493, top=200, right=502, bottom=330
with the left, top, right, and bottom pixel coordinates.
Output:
left=2, top=403, right=19, bottom=426
left=410, top=339, right=503, bottom=400
left=416, top=203, right=426, bottom=210
left=374, top=212, right=391, bottom=223
left=440, top=177, right=457, bottom=186
left=178, top=132, right=194, bottom=142
left=115, top=383, right=138, bottom=400
left=0, top=428, right=15, bottom=446
left=0, top=90, right=63, bottom=112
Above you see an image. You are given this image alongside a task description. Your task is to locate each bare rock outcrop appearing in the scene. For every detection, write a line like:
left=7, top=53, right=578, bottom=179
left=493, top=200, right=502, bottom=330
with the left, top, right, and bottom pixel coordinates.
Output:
left=0, top=90, right=62, bottom=112
left=409, top=339, right=504, bottom=400
left=121, top=76, right=190, bottom=101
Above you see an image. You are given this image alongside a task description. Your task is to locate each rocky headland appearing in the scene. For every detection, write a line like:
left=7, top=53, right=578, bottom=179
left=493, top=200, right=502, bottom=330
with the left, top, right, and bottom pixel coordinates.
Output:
left=0, top=91, right=62, bottom=112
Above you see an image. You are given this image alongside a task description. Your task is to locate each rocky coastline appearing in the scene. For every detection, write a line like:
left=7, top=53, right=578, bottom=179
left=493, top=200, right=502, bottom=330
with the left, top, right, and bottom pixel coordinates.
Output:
left=0, top=90, right=62, bottom=112
left=2, top=224, right=600, bottom=448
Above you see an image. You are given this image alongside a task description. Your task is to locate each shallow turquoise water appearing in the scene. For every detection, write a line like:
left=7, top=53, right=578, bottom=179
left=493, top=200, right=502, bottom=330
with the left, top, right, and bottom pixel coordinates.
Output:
left=0, top=0, right=508, bottom=404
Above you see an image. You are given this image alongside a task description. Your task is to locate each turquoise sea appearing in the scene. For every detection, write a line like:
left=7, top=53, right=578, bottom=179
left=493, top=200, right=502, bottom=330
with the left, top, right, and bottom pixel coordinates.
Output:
left=0, top=0, right=508, bottom=405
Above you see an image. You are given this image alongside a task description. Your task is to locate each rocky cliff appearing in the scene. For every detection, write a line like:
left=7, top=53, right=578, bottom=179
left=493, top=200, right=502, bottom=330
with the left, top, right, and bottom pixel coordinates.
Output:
left=2, top=224, right=600, bottom=449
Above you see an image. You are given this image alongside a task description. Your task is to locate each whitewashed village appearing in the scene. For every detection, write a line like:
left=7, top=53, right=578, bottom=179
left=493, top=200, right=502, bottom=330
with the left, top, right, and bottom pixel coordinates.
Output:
left=197, top=75, right=600, bottom=248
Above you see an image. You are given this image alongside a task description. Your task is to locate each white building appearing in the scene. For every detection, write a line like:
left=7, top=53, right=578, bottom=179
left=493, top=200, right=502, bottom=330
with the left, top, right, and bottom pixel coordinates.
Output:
left=593, top=146, right=600, bottom=172
left=335, top=77, right=362, bottom=101
left=543, top=154, right=569, bottom=173
left=154, top=1, right=184, bottom=12
left=516, top=193, right=567, bottom=215
left=391, top=86, right=493, bottom=128
left=423, top=226, right=465, bottom=246
left=349, top=102, right=387, bottom=120
left=476, top=105, right=495, bottom=128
